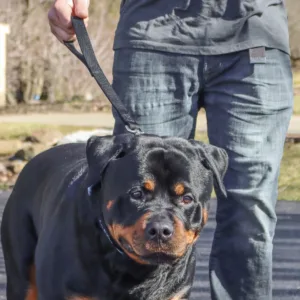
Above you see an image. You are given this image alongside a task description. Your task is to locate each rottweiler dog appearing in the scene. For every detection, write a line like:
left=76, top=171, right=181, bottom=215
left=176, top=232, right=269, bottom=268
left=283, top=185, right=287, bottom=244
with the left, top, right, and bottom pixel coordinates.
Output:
left=1, top=133, right=228, bottom=300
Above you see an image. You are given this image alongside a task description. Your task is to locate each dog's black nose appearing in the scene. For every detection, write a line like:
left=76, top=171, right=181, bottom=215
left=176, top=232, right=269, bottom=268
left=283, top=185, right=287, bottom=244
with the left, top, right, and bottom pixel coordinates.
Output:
left=146, top=215, right=174, bottom=242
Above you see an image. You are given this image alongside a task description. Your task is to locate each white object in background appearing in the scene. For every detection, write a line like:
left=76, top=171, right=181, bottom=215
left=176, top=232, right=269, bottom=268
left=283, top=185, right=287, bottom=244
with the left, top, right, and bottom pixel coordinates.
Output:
left=57, top=129, right=112, bottom=145
left=0, top=24, right=10, bottom=107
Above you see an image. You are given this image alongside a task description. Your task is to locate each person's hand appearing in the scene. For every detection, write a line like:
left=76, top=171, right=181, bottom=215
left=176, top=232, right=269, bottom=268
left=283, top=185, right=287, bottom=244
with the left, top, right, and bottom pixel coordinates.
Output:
left=48, top=0, right=89, bottom=43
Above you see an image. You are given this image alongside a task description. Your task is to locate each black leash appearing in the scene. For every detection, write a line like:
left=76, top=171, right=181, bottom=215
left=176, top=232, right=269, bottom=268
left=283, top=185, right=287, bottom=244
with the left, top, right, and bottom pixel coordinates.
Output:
left=64, top=16, right=142, bottom=135
left=64, top=17, right=140, bottom=256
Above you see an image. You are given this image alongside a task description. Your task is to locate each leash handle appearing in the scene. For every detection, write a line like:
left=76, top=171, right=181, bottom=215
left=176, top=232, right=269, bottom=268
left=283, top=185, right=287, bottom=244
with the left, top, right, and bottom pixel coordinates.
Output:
left=64, top=16, right=142, bottom=135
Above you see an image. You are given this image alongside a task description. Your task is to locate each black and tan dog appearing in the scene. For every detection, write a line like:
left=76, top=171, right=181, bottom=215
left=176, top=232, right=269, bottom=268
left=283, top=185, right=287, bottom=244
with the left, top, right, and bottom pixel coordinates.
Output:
left=1, top=133, right=228, bottom=300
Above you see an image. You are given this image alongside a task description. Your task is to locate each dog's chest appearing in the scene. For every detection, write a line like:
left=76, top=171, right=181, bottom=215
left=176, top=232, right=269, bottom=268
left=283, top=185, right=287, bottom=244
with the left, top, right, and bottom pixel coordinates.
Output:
left=35, top=252, right=189, bottom=300
left=66, top=266, right=181, bottom=300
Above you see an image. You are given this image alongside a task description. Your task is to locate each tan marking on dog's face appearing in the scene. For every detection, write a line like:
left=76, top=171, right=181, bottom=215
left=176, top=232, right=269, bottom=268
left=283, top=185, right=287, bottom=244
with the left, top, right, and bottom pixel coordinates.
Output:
left=172, top=216, right=199, bottom=257
left=108, top=213, right=151, bottom=265
left=106, top=200, right=114, bottom=210
left=174, top=183, right=185, bottom=196
left=25, top=265, right=37, bottom=300
left=121, top=249, right=150, bottom=265
left=144, top=180, right=155, bottom=192
left=201, top=208, right=208, bottom=227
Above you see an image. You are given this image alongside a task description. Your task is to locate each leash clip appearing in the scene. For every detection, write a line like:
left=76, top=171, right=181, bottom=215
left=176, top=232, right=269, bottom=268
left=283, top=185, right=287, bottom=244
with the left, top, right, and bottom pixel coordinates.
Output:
left=125, top=125, right=144, bottom=135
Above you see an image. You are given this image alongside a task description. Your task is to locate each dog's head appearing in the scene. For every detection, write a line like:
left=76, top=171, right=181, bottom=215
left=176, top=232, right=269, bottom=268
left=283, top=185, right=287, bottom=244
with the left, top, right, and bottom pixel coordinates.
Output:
left=86, top=134, right=228, bottom=265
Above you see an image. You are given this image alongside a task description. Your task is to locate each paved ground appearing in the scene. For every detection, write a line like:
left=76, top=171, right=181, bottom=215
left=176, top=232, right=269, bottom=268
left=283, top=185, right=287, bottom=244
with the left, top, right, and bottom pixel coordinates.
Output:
left=1, top=112, right=300, bottom=134
left=0, top=191, right=299, bottom=299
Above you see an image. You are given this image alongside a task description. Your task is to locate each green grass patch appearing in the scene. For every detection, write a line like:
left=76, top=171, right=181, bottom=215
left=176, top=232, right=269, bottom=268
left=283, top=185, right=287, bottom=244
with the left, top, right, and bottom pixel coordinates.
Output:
left=278, top=143, right=300, bottom=201
left=293, top=94, right=300, bottom=115
left=0, top=183, right=10, bottom=191
left=292, top=71, right=300, bottom=114
left=293, top=72, right=300, bottom=88
left=0, top=123, right=97, bottom=141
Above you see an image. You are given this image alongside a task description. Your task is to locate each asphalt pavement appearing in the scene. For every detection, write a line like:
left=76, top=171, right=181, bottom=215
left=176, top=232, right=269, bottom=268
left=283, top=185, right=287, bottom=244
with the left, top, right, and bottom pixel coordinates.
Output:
left=0, top=190, right=299, bottom=299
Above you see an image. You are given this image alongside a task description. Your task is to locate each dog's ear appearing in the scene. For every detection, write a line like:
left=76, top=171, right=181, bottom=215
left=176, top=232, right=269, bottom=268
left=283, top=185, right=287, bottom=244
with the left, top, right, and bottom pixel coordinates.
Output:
left=189, top=140, right=228, bottom=198
left=86, top=134, right=134, bottom=191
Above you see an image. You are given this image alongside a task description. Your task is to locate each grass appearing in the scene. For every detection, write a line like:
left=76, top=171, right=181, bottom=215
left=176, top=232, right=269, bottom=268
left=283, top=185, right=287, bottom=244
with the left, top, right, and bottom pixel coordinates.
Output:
left=0, top=123, right=96, bottom=141
left=278, top=143, right=300, bottom=201
left=0, top=183, right=10, bottom=191
left=0, top=123, right=99, bottom=156
left=293, top=71, right=300, bottom=114
left=293, top=72, right=300, bottom=87
left=293, top=94, right=300, bottom=115
left=0, top=125, right=299, bottom=200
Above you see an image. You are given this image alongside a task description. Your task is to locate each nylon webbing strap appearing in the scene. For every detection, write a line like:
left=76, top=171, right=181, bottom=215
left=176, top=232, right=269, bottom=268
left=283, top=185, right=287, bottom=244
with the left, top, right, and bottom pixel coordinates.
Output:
left=64, top=16, right=142, bottom=134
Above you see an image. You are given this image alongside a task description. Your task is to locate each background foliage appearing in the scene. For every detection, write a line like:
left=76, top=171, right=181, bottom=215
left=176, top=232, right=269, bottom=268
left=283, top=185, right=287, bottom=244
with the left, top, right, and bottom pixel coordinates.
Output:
left=0, top=0, right=120, bottom=105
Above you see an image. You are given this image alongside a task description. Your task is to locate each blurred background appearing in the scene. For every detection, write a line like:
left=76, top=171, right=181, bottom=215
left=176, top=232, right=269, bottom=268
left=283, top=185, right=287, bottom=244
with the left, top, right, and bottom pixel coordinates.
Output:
left=0, top=0, right=299, bottom=200
left=0, top=0, right=120, bottom=106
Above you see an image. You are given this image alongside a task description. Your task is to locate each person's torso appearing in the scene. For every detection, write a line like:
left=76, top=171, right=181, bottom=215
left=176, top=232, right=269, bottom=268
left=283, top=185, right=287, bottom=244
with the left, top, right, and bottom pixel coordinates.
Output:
left=114, top=0, right=290, bottom=55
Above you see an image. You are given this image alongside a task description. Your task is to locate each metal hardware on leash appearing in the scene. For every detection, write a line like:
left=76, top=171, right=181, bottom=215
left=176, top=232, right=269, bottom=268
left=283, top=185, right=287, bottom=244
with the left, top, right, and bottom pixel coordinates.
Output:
left=125, top=125, right=144, bottom=135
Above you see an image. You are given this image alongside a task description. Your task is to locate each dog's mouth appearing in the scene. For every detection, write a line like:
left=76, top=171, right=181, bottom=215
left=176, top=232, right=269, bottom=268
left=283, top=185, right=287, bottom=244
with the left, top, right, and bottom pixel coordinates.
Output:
left=118, top=237, right=135, bottom=253
left=141, top=253, right=178, bottom=265
left=119, top=237, right=179, bottom=265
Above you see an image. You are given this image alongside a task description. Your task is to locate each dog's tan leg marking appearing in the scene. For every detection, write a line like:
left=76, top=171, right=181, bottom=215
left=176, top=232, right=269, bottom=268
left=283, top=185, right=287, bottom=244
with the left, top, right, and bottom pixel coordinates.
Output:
left=25, top=265, right=38, bottom=300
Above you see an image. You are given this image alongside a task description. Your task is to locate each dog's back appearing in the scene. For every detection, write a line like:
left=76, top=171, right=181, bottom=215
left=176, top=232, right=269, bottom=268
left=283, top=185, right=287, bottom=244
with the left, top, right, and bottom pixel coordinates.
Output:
left=1, top=143, right=87, bottom=299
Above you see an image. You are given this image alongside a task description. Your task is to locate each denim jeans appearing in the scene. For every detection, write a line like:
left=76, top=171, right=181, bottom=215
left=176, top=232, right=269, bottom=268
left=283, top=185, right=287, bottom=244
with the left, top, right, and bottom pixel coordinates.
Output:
left=112, top=48, right=293, bottom=300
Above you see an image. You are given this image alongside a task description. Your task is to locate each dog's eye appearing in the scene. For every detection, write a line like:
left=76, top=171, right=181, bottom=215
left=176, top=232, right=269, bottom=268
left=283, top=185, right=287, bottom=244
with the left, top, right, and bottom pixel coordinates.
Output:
left=181, top=195, right=193, bottom=205
left=130, top=190, right=144, bottom=200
